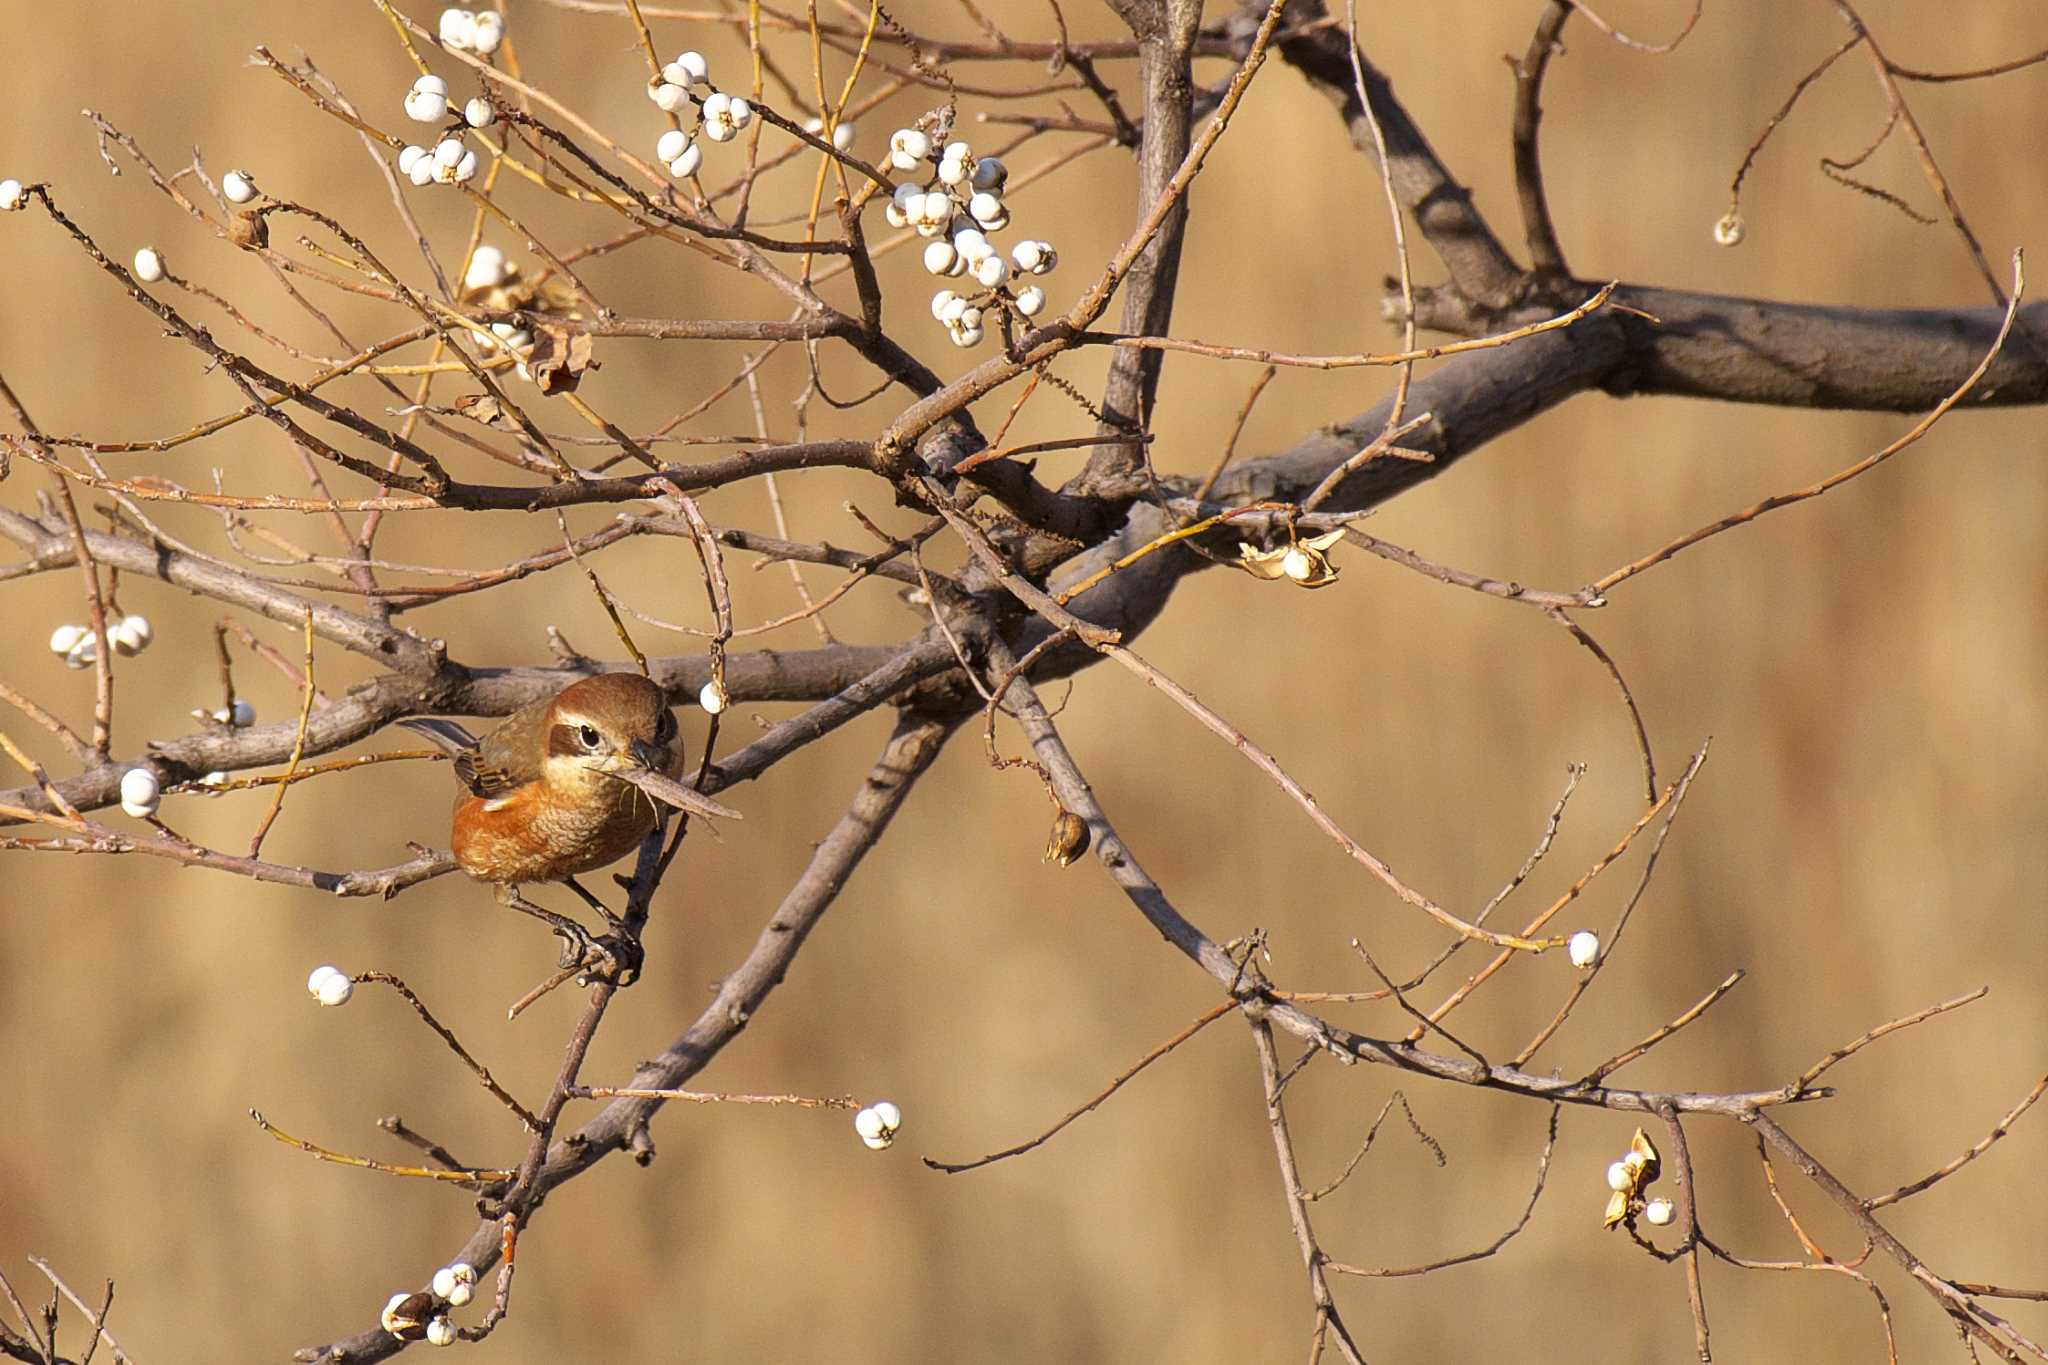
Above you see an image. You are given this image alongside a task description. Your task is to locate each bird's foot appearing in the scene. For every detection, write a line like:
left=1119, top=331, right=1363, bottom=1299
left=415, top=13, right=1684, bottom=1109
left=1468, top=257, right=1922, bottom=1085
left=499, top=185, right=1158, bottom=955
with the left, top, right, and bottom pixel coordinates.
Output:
left=575, top=930, right=644, bottom=987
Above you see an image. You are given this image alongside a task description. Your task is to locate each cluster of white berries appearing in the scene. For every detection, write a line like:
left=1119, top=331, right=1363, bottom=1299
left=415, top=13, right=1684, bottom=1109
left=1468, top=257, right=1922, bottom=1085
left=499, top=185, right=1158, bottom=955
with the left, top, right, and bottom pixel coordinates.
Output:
left=853, top=1099, right=902, bottom=1151
left=1566, top=929, right=1602, bottom=969
left=437, top=8, right=505, bottom=54
left=463, top=243, right=512, bottom=291
left=1601, top=1127, right=1672, bottom=1229
left=398, top=77, right=485, bottom=188
left=379, top=1263, right=472, bottom=1347
left=645, top=52, right=758, bottom=179
left=884, top=131, right=1057, bottom=347
left=306, top=964, right=355, bottom=1007
left=0, top=178, right=24, bottom=211
left=48, top=615, right=151, bottom=668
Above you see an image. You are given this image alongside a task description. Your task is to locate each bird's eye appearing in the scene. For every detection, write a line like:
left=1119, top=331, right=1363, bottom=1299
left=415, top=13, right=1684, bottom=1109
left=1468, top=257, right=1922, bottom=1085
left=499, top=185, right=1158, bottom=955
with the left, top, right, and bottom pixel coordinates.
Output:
left=578, top=724, right=602, bottom=749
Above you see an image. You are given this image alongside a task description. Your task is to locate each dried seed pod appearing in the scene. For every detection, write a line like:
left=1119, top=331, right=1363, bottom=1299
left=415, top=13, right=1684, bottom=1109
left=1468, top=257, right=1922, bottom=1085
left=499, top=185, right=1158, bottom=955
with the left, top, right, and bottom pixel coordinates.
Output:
left=1044, top=808, right=1090, bottom=867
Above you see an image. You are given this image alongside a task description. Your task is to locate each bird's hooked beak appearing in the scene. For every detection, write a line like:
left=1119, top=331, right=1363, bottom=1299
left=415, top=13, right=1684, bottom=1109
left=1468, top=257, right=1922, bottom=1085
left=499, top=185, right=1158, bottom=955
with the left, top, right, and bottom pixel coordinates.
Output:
left=604, top=740, right=741, bottom=820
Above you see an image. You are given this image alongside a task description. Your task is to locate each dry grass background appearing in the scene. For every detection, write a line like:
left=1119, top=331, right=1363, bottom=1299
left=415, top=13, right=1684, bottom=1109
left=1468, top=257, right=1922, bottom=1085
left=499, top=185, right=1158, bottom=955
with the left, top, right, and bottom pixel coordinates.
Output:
left=2, top=1, right=2046, bottom=1360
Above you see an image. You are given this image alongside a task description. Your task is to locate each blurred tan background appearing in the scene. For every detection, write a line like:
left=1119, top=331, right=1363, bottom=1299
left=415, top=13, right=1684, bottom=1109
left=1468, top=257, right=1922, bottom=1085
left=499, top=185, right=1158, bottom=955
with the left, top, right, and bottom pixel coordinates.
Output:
left=3, top=1, right=2046, bottom=1359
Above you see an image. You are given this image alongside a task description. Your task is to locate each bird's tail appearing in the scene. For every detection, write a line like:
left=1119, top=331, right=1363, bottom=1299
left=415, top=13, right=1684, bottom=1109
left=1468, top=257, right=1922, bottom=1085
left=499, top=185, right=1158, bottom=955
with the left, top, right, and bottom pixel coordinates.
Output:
left=396, top=716, right=480, bottom=755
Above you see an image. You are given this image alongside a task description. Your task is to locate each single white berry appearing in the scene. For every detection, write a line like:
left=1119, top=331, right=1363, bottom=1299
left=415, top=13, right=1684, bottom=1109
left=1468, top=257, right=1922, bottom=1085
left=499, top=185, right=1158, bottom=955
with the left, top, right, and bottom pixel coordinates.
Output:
left=657, top=129, right=690, bottom=164
left=870, top=1100, right=901, bottom=1133
left=433, top=138, right=466, bottom=168
left=853, top=1106, right=886, bottom=1141
left=702, top=90, right=730, bottom=118
left=891, top=182, right=920, bottom=212
left=1606, top=1159, right=1634, bottom=1193
left=399, top=145, right=429, bottom=176
left=404, top=88, right=450, bottom=123
left=887, top=127, right=930, bottom=170
left=119, top=768, right=161, bottom=818
left=412, top=74, right=450, bottom=97
left=315, top=970, right=354, bottom=1007
left=938, top=295, right=969, bottom=325
left=307, top=964, right=341, bottom=995
left=651, top=81, right=688, bottom=113
left=941, top=140, right=971, bottom=162
left=831, top=121, right=855, bottom=151
left=110, top=613, right=153, bottom=655
left=0, top=179, right=23, bottom=211
left=922, top=240, right=957, bottom=276
left=883, top=202, right=908, bottom=228
left=1281, top=546, right=1315, bottom=582
left=65, top=635, right=98, bottom=669
left=970, top=156, right=1006, bottom=192
left=464, top=244, right=508, bottom=290
left=1713, top=212, right=1744, bottom=247
left=727, top=98, right=752, bottom=130
left=425, top=1318, right=456, bottom=1348
left=221, top=169, right=258, bottom=204
left=936, top=157, right=967, bottom=187
left=438, top=8, right=474, bottom=46
left=972, top=254, right=1006, bottom=288
left=451, top=150, right=480, bottom=184
left=48, top=623, right=87, bottom=656
left=1567, top=930, right=1601, bottom=968
left=668, top=143, right=703, bottom=178
left=1014, top=284, right=1046, bottom=318
left=930, top=289, right=958, bottom=321
left=967, top=191, right=1004, bottom=225
left=200, top=771, right=229, bottom=788
left=952, top=227, right=990, bottom=262
left=949, top=325, right=983, bottom=348
left=228, top=699, right=257, bottom=727
left=668, top=50, right=710, bottom=85
left=471, top=10, right=504, bottom=54
left=464, top=97, right=495, bottom=128
left=1643, top=1197, right=1675, bottom=1226
left=699, top=679, right=728, bottom=714
left=408, top=157, right=437, bottom=187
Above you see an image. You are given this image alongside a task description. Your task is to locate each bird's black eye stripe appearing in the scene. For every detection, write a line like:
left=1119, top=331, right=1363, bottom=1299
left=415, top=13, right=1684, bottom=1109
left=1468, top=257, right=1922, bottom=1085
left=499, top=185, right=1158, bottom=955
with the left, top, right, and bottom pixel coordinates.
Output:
left=656, top=711, right=676, bottom=741
left=578, top=724, right=602, bottom=749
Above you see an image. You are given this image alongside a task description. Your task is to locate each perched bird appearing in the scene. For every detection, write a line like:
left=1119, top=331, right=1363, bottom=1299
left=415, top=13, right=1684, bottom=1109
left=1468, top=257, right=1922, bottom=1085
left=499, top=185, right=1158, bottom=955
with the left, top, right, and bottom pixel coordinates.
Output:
left=400, top=672, right=738, bottom=972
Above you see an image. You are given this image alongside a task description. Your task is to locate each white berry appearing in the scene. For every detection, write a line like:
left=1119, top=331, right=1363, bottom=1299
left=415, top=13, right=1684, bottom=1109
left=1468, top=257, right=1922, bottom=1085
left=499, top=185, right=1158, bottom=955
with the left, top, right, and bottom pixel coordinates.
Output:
left=970, top=156, right=1006, bottom=192
left=408, top=157, right=437, bottom=187
left=1567, top=930, right=1601, bottom=968
left=936, top=158, right=967, bottom=187
left=48, top=624, right=87, bottom=656
left=110, top=613, right=153, bottom=655
left=433, top=138, right=466, bottom=168
left=887, top=127, right=930, bottom=170
left=463, top=244, right=508, bottom=290
left=1606, top=1160, right=1634, bottom=1193
left=1713, top=212, right=1745, bottom=247
left=930, top=289, right=958, bottom=321
left=831, top=121, right=855, bottom=151
left=971, top=254, right=1006, bottom=288
left=699, top=679, right=728, bottom=714
left=398, top=145, right=429, bottom=176
left=667, top=50, right=710, bottom=85
left=656, top=129, right=690, bottom=164
left=870, top=1100, right=901, bottom=1133
left=952, top=227, right=990, bottom=262
left=404, top=88, right=450, bottom=123
left=464, top=97, right=495, bottom=128
left=1644, top=1198, right=1675, bottom=1226
left=949, top=325, right=983, bottom=348
left=967, top=191, right=1004, bottom=225
left=119, top=768, right=161, bottom=818
left=471, top=10, right=504, bottom=54
left=651, top=81, right=688, bottom=113
left=315, top=970, right=354, bottom=1007
left=431, top=1263, right=476, bottom=1299
left=451, top=150, right=480, bottom=183
left=65, top=635, right=98, bottom=669
left=1014, top=285, right=1046, bottom=317
left=0, top=179, right=23, bottom=211
left=424, top=1318, right=456, bottom=1348
left=922, top=240, right=957, bottom=276
left=667, top=143, right=703, bottom=178
left=221, top=169, right=258, bottom=204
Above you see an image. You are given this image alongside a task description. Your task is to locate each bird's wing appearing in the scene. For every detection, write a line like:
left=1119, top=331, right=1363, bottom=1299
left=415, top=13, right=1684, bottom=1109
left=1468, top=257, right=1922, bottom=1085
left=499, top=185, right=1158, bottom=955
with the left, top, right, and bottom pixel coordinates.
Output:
left=398, top=713, right=535, bottom=800
left=468, top=696, right=552, bottom=798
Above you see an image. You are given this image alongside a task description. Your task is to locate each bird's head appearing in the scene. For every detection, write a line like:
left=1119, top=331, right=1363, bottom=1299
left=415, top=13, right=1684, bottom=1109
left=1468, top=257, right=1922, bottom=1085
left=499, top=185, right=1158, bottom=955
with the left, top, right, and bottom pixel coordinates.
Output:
left=543, top=673, right=740, bottom=820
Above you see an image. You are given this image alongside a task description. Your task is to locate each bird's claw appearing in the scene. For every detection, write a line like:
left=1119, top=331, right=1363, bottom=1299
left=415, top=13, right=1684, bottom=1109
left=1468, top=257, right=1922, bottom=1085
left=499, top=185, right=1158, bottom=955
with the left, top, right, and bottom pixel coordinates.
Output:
left=569, top=930, right=644, bottom=987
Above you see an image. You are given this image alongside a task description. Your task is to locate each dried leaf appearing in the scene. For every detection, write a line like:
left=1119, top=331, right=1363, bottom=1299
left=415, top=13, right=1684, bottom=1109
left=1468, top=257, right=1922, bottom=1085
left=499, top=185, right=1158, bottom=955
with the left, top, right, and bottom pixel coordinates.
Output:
left=526, top=321, right=595, bottom=395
